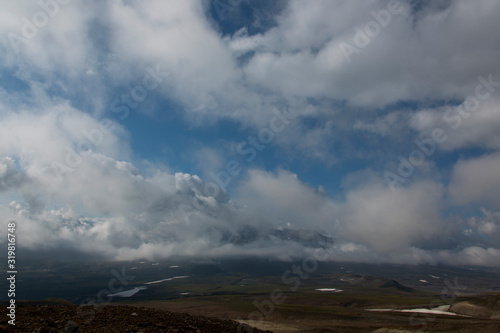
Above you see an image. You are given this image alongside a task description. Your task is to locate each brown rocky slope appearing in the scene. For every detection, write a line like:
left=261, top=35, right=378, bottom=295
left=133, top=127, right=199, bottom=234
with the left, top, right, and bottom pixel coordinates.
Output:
left=0, top=304, right=269, bottom=333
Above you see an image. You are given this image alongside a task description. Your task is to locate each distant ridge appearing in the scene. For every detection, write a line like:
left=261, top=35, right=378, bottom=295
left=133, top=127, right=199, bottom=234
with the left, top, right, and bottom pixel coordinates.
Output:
left=345, top=274, right=415, bottom=292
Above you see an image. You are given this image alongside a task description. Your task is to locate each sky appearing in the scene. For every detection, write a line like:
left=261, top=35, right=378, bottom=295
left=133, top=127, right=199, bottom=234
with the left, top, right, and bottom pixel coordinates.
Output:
left=1, top=0, right=500, bottom=266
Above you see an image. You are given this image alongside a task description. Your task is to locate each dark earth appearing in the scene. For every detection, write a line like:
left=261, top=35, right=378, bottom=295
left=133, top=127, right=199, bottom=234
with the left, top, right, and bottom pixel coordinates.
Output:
left=0, top=304, right=269, bottom=333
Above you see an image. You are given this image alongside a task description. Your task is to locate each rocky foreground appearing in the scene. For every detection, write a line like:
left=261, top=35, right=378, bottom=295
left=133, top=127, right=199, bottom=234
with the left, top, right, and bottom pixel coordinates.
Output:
left=0, top=304, right=269, bottom=333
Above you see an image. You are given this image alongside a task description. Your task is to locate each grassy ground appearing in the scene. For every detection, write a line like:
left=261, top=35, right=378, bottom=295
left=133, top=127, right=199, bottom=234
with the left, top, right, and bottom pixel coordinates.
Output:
left=117, top=280, right=500, bottom=332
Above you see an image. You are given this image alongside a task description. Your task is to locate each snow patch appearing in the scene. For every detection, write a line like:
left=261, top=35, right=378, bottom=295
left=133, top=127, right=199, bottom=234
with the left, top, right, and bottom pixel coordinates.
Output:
left=367, top=305, right=469, bottom=317
left=315, top=288, right=343, bottom=292
left=144, top=276, right=190, bottom=285
left=109, top=286, right=147, bottom=297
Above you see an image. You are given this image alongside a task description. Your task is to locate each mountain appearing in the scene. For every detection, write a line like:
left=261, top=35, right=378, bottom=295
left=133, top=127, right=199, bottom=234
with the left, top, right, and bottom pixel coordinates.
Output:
left=222, top=225, right=334, bottom=248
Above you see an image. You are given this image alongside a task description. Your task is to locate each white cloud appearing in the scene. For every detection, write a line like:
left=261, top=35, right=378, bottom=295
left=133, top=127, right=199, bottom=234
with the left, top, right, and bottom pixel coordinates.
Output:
left=229, top=0, right=500, bottom=107
left=2, top=0, right=499, bottom=158
left=449, top=152, right=500, bottom=208
left=1, top=0, right=499, bottom=125
left=234, top=169, right=340, bottom=230
left=342, top=180, right=444, bottom=253
left=0, top=97, right=496, bottom=265
left=410, top=96, right=500, bottom=151
left=0, top=1, right=104, bottom=109
left=107, top=0, right=248, bottom=122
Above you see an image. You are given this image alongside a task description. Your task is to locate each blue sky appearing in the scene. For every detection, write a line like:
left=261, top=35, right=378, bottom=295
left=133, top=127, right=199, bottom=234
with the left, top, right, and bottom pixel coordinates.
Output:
left=1, top=0, right=500, bottom=266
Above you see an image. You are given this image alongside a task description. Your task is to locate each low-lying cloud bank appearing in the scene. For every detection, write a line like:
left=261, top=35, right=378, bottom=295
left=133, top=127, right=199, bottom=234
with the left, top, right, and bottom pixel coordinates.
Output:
left=1, top=101, right=499, bottom=266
